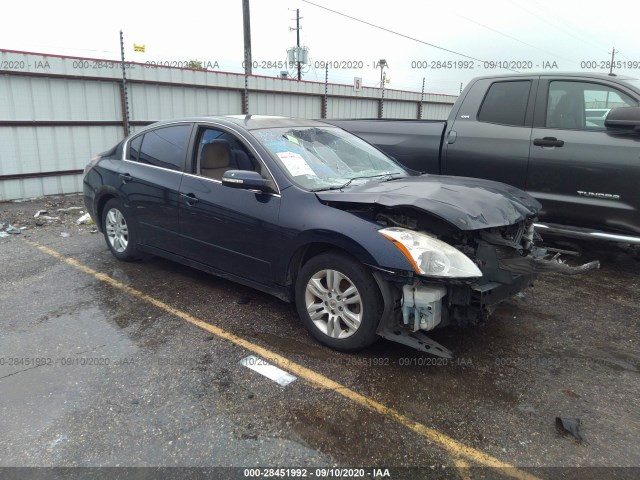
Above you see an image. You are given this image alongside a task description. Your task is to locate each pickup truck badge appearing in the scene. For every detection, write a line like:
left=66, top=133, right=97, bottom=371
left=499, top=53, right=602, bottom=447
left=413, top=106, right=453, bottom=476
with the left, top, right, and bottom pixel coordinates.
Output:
left=577, top=191, right=620, bottom=200
left=460, top=115, right=470, bottom=119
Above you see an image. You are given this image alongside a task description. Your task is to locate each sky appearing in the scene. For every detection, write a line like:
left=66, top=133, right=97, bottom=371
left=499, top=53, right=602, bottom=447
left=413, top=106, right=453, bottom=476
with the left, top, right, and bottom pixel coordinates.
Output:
left=1, top=0, right=639, bottom=95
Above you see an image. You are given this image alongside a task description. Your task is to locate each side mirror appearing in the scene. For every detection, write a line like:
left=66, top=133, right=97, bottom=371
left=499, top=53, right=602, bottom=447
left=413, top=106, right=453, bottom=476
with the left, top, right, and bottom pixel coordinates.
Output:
left=222, top=170, right=269, bottom=192
left=605, top=106, right=640, bottom=132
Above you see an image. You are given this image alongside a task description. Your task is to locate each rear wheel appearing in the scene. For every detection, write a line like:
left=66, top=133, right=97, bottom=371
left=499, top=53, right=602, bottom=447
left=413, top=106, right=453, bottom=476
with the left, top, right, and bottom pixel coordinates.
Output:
left=295, top=252, right=383, bottom=351
left=102, top=198, right=139, bottom=261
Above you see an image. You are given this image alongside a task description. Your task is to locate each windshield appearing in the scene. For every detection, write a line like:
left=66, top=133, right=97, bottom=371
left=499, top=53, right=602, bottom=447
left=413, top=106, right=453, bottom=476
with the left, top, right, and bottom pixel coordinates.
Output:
left=251, top=126, right=407, bottom=190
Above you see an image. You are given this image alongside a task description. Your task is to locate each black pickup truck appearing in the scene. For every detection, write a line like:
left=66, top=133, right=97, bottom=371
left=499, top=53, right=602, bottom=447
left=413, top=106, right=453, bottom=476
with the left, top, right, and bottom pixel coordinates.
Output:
left=326, top=73, right=640, bottom=245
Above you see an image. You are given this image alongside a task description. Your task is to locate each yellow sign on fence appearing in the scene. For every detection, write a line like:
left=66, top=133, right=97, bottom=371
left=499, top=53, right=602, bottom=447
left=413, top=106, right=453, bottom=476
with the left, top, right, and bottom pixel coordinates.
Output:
left=133, top=44, right=145, bottom=52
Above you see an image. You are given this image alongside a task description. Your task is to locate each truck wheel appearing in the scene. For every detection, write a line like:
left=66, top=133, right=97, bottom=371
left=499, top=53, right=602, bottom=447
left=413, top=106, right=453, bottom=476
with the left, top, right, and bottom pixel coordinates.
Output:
left=102, top=198, right=139, bottom=261
left=295, top=252, right=383, bottom=351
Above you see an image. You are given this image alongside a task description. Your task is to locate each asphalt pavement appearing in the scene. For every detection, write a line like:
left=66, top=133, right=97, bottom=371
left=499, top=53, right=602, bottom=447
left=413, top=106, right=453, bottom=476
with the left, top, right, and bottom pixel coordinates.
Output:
left=1, top=195, right=639, bottom=480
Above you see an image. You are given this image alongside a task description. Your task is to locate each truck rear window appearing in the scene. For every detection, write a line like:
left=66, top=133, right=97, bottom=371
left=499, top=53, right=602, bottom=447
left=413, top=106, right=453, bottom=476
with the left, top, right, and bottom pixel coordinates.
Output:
left=478, top=81, right=531, bottom=126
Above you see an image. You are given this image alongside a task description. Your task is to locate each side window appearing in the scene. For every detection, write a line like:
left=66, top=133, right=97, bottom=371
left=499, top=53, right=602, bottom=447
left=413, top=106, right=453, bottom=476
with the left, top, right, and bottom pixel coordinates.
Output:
left=477, top=81, right=531, bottom=126
left=138, top=124, right=191, bottom=171
left=546, top=81, right=637, bottom=130
left=196, top=127, right=259, bottom=180
left=128, top=135, right=143, bottom=161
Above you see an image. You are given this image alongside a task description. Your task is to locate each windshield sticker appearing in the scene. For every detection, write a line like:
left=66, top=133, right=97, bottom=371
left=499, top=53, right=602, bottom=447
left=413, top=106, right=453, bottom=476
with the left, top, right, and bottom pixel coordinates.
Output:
left=285, top=135, right=300, bottom=145
left=276, top=152, right=316, bottom=177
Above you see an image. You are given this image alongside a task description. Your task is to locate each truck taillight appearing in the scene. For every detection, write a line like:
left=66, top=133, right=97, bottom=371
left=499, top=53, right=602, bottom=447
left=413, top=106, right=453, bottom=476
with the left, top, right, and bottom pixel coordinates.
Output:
left=84, top=155, right=101, bottom=175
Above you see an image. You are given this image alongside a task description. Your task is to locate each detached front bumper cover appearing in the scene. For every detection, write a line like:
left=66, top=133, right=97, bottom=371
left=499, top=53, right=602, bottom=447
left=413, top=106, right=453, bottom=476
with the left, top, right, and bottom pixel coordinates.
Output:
left=498, top=251, right=600, bottom=276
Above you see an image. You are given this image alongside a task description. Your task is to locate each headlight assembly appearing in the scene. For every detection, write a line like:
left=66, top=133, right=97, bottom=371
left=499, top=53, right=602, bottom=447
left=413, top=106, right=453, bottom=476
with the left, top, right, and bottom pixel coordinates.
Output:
left=379, top=227, right=482, bottom=278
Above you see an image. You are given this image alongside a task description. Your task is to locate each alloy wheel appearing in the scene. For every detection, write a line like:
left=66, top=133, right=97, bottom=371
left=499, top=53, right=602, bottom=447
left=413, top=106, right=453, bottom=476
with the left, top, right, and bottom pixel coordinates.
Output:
left=304, top=269, right=363, bottom=338
left=105, top=207, right=129, bottom=253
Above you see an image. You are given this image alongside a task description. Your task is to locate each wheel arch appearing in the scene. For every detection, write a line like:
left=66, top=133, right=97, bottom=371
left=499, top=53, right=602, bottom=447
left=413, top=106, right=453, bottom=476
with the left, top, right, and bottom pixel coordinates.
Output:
left=95, top=187, right=123, bottom=232
left=281, top=224, right=416, bottom=291
left=285, top=232, right=382, bottom=284
left=287, top=242, right=351, bottom=288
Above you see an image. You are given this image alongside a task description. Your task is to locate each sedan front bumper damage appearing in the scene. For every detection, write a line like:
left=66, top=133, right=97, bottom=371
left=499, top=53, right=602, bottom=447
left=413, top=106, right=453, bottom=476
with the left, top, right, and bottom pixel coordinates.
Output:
left=498, top=252, right=600, bottom=276
left=373, top=248, right=599, bottom=358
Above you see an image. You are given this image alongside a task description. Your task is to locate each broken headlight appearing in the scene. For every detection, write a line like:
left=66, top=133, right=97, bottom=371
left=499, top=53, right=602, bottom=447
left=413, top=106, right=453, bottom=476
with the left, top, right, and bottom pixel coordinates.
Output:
left=379, top=227, right=482, bottom=278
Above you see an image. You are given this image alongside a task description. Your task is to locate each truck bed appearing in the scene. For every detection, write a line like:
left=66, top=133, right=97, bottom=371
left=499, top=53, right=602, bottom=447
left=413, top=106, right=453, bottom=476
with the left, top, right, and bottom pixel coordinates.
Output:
left=322, top=119, right=447, bottom=174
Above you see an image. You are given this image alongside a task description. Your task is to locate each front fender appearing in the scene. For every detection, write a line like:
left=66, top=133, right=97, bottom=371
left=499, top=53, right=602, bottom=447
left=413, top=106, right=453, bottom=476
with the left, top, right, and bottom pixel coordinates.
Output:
left=274, top=191, right=417, bottom=285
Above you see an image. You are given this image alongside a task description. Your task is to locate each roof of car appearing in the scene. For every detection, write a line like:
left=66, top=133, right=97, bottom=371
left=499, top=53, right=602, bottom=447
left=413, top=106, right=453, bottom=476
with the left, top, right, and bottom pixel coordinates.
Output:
left=472, top=72, right=638, bottom=81
left=147, top=115, right=331, bottom=131
left=224, top=115, right=333, bottom=130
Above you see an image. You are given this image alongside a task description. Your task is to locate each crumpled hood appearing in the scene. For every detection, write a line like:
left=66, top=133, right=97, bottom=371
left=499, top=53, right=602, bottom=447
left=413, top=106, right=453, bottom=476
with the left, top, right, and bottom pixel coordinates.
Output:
left=316, top=175, right=542, bottom=230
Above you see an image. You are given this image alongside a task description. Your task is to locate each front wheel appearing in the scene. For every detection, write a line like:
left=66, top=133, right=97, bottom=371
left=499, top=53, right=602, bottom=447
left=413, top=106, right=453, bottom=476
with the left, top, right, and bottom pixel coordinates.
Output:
left=295, top=252, right=383, bottom=351
left=102, top=198, right=139, bottom=261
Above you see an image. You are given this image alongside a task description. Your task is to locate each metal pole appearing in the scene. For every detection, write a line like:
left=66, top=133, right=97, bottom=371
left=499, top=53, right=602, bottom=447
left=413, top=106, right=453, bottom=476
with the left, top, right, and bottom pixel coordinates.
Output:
left=379, top=72, right=386, bottom=119
left=296, top=9, right=301, bottom=81
left=119, top=30, right=130, bottom=136
left=419, top=77, right=425, bottom=119
left=243, top=0, right=252, bottom=75
left=244, top=73, right=249, bottom=115
left=609, top=47, right=616, bottom=75
left=323, top=63, right=329, bottom=118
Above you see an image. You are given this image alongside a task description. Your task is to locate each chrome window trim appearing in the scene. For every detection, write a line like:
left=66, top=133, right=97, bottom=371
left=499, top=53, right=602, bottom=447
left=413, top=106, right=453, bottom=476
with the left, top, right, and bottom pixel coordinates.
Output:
left=121, top=120, right=282, bottom=196
left=122, top=157, right=184, bottom=174
left=121, top=121, right=194, bottom=173
left=182, top=171, right=281, bottom=198
left=121, top=120, right=192, bottom=159
left=196, top=120, right=281, bottom=196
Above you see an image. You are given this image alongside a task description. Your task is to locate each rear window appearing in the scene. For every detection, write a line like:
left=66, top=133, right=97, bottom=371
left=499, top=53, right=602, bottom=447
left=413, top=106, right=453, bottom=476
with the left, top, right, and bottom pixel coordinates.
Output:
left=134, top=124, right=192, bottom=171
left=478, top=81, right=532, bottom=126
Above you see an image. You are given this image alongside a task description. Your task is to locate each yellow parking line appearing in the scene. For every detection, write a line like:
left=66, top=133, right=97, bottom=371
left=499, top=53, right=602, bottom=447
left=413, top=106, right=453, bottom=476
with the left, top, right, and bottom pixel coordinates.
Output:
left=29, top=241, right=541, bottom=480
left=454, top=458, right=472, bottom=480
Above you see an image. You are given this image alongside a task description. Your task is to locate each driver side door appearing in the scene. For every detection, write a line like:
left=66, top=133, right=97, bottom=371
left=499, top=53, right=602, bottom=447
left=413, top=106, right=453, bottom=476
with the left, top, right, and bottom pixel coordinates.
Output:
left=178, top=124, right=281, bottom=285
left=528, top=79, right=640, bottom=234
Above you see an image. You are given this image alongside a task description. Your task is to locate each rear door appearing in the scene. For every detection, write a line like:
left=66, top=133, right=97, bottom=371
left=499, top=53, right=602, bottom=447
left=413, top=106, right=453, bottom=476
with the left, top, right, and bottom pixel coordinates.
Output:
left=442, top=77, right=537, bottom=188
left=178, top=124, right=281, bottom=286
left=528, top=78, right=640, bottom=234
left=119, top=123, right=193, bottom=253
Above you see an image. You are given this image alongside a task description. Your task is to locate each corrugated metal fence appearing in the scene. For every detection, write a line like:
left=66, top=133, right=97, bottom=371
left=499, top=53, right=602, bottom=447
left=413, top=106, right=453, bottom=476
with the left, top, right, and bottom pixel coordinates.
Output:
left=0, top=50, right=457, bottom=200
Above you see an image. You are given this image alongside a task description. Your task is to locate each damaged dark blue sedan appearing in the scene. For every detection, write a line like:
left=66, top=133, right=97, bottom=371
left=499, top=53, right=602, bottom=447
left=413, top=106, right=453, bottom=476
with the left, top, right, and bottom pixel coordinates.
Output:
left=83, top=116, right=598, bottom=357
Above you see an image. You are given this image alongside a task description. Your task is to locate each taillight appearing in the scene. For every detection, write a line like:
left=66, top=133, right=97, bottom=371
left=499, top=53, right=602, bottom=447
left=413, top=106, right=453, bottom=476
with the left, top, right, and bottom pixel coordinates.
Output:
left=84, top=155, right=101, bottom=175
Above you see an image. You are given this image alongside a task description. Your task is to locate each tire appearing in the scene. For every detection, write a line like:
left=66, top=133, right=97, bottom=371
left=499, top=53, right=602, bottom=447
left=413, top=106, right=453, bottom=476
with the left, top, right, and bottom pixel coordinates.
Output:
left=295, top=251, right=383, bottom=351
left=102, top=198, right=139, bottom=261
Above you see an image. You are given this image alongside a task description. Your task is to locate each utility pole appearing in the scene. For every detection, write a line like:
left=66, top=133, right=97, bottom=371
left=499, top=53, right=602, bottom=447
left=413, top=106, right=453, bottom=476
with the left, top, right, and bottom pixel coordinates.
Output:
left=418, top=77, right=425, bottom=119
left=296, top=9, right=301, bottom=80
left=609, top=47, right=616, bottom=75
left=242, top=0, right=252, bottom=75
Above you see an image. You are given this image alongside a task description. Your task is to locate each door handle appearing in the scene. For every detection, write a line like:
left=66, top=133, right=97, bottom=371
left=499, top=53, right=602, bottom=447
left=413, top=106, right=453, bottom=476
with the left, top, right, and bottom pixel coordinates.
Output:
left=533, top=137, right=565, bottom=147
left=447, top=131, right=457, bottom=144
left=119, top=173, right=133, bottom=184
left=181, top=193, right=199, bottom=206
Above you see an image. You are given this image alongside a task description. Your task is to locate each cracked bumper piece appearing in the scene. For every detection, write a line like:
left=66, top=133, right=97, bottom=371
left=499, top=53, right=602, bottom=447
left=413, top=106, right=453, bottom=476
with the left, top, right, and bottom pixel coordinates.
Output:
left=471, top=273, right=536, bottom=309
left=498, top=254, right=600, bottom=276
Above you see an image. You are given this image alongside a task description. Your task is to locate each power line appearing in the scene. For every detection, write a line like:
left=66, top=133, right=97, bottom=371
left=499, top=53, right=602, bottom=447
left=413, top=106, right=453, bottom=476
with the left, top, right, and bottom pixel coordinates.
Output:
left=301, top=0, right=511, bottom=68
left=507, top=0, right=607, bottom=53
left=456, top=14, right=574, bottom=63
